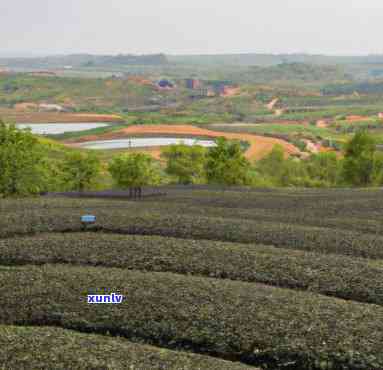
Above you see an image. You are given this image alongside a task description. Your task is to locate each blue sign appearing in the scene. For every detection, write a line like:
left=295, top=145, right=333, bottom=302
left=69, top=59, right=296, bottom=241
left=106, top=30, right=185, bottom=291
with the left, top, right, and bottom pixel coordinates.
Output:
left=81, top=215, right=96, bottom=224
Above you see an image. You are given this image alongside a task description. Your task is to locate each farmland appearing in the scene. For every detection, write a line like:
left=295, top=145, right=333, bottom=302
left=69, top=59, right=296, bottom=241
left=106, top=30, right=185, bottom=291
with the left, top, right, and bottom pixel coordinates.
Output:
left=3, top=64, right=383, bottom=160
left=2, top=187, right=383, bottom=369
left=67, top=124, right=300, bottom=160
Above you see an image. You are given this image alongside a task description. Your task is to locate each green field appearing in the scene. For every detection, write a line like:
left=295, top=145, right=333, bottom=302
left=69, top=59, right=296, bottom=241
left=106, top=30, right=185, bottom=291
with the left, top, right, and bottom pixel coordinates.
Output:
left=3, top=68, right=383, bottom=155
left=2, top=187, right=383, bottom=369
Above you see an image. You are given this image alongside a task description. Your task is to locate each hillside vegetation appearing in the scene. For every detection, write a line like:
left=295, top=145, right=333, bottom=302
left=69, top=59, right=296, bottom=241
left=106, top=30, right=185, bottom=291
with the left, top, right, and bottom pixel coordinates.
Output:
left=0, top=74, right=159, bottom=111
left=2, top=188, right=383, bottom=369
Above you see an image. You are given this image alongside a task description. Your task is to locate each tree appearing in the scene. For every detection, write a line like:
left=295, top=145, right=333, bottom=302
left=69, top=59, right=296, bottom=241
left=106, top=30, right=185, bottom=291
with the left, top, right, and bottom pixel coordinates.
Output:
left=372, top=151, right=383, bottom=185
left=109, top=153, right=159, bottom=198
left=205, top=137, right=251, bottom=186
left=256, top=145, right=285, bottom=186
left=0, top=121, right=45, bottom=196
left=62, top=151, right=101, bottom=192
left=161, top=144, right=207, bottom=184
left=342, top=130, right=376, bottom=186
left=256, top=145, right=311, bottom=187
left=306, top=152, right=340, bottom=187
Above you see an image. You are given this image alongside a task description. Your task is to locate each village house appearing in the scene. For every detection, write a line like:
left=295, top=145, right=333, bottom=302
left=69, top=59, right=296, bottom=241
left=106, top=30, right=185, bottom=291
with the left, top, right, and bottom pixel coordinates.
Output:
left=185, top=79, right=202, bottom=89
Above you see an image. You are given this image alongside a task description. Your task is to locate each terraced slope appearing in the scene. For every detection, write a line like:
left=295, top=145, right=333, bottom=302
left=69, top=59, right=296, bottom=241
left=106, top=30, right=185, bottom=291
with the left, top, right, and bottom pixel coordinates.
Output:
left=2, top=187, right=383, bottom=369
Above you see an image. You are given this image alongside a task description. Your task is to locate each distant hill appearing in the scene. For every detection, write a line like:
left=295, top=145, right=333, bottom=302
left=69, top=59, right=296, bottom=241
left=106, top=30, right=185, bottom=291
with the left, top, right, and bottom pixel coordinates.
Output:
left=0, top=54, right=169, bottom=69
left=249, top=63, right=348, bottom=83
left=168, top=53, right=383, bottom=67
left=4, top=52, right=383, bottom=70
left=2, top=52, right=382, bottom=81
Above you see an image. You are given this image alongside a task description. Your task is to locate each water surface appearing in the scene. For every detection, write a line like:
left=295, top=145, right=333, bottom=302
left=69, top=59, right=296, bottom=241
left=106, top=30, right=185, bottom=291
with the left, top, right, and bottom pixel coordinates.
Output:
left=16, top=123, right=110, bottom=135
left=78, top=137, right=217, bottom=150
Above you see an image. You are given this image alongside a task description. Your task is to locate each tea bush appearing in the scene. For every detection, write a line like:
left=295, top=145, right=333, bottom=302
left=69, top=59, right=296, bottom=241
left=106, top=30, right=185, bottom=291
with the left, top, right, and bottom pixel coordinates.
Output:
left=1, top=232, right=383, bottom=305
left=1, top=209, right=383, bottom=259
left=0, top=325, right=253, bottom=370
left=1, top=265, right=383, bottom=369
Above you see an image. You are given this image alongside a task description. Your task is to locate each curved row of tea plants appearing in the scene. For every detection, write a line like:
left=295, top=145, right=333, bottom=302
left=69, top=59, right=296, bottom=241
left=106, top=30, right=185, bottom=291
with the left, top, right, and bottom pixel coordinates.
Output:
left=0, top=325, right=254, bottom=370
left=2, top=209, right=383, bottom=260
left=1, top=232, right=383, bottom=306
left=140, top=201, right=383, bottom=234
left=5, top=187, right=383, bottom=215
left=1, top=265, right=383, bottom=369
left=5, top=192, right=383, bottom=236
left=4, top=188, right=383, bottom=233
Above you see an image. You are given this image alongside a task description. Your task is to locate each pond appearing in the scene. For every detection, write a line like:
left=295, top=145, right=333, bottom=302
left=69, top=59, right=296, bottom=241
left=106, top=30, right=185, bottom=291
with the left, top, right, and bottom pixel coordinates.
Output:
left=78, top=137, right=217, bottom=150
left=16, top=123, right=110, bottom=135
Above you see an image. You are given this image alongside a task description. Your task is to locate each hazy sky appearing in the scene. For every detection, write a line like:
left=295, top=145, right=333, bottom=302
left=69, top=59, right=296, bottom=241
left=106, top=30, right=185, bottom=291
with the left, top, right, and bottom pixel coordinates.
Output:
left=1, top=0, right=383, bottom=56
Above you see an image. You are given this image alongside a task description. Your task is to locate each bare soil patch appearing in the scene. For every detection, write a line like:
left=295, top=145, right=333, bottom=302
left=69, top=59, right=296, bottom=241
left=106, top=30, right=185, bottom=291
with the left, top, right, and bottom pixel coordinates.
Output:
left=0, top=109, right=124, bottom=123
left=70, top=125, right=300, bottom=160
left=346, top=115, right=371, bottom=122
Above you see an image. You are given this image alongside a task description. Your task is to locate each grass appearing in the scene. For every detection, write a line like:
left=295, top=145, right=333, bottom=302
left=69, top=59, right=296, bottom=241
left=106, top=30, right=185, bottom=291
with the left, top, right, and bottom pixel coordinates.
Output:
left=124, top=111, right=235, bottom=125
left=278, top=106, right=383, bottom=121
left=48, top=122, right=127, bottom=141
left=0, top=74, right=155, bottom=111
left=208, top=123, right=332, bottom=138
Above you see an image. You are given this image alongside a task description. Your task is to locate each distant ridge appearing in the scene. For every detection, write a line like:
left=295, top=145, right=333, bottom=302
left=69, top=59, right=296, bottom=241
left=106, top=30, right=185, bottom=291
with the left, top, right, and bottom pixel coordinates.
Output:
left=0, top=53, right=169, bottom=68
left=3, top=52, right=383, bottom=69
left=168, top=53, right=383, bottom=66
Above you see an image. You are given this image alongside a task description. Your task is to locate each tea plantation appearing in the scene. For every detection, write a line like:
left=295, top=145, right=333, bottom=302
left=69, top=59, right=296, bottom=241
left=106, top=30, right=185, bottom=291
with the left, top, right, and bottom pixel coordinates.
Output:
left=2, top=187, right=383, bottom=369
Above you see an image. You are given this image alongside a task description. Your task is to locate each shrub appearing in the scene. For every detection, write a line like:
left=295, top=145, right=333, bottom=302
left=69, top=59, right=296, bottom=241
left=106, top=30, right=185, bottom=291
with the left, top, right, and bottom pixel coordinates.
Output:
left=0, top=325, right=252, bottom=370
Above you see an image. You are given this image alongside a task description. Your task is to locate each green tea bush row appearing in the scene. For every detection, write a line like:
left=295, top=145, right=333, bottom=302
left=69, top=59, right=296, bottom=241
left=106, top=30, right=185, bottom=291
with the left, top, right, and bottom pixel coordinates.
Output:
left=3, top=193, right=383, bottom=234
left=4, top=187, right=383, bottom=213
left=1, top=265, right=383, bottom=369
left=2, top=208, right=383, bottom=260
left=153, top=188, right=383, bottom=217
left=4, top=187, right=383, bottom=221
left=135, top=200, right=383, bottom=235
left=4, top=195, right=383, bottom=236
left=0, top=325, right=253, bottom=370
left=2, top=233, right=383, bottom=305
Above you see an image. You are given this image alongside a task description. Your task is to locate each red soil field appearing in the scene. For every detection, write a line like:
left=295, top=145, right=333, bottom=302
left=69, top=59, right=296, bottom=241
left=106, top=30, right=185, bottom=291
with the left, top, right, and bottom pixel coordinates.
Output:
left=346, top=115, right=371, bottom=122
left=0, top=110, right=124, bottom=123
left=71, top=124, right=300, bottom=160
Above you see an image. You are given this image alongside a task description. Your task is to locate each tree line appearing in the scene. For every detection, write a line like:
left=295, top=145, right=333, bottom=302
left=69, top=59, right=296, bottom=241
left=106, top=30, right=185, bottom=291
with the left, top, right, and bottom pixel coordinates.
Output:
left=0, top=120, right=382, bottom=197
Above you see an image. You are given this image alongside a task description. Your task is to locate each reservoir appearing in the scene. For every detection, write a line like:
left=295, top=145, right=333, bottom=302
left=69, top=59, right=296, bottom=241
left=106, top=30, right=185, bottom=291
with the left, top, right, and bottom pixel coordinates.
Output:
left=16, top=123, right=110, bottom=135
left=78, top=138, right=217, bottom=149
